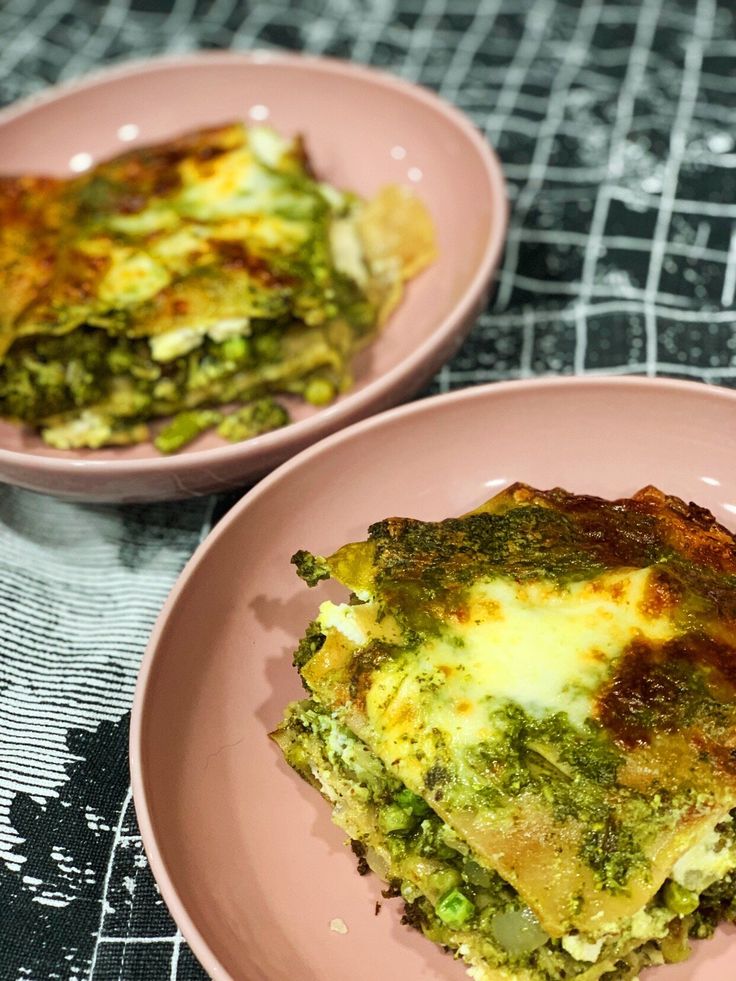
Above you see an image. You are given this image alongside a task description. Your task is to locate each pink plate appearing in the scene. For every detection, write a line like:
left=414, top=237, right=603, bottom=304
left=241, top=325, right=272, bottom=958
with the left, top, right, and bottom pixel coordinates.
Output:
left=131, top=376, right=736, bottom=981
left=0, top=52, right=507, bottom=502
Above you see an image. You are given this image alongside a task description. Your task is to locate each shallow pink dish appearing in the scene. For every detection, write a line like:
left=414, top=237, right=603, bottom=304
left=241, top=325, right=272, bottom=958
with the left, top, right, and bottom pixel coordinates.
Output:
left=0, top=51, right=507, bottom=502
left=131, top=376, right=736, bottom=981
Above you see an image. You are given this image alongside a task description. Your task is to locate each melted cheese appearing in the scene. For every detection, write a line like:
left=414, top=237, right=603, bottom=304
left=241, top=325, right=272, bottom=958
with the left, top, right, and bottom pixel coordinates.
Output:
left=319, top=569, right=679, bottom=788
left=330, top=217, right=369, bottom=286
left=248, top=125, right=291, bottom=168
left=288, top=485, right=736, bottom=964
left=176, top=144, right=293, bottom=220
left=319, top=600, right=373, bottom=646
left=671, top=818, right=736, bottom=891
left=148, top=316, right=251, bottom=362
left=98, top=248, right=170, bottom=305
left=561, top=935, right=604, bottom=962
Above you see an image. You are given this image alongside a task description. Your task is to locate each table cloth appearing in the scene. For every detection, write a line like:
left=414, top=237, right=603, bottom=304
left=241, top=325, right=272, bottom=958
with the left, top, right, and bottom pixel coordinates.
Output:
left=1, top=1, right=735, bottom=978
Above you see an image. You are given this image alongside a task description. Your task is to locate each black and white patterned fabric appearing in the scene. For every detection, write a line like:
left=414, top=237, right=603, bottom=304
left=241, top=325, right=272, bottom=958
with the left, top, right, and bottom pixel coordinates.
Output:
left=1, top=1, right=735, bottom=978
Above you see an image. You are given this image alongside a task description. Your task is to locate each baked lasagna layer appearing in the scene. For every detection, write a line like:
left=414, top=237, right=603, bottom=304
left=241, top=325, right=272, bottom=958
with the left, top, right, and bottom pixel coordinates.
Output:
left=0, top=123, right=434, bottom=451
left=275, top=484, right=736, bottom=978
left=274, top=700, right=736, bottom=980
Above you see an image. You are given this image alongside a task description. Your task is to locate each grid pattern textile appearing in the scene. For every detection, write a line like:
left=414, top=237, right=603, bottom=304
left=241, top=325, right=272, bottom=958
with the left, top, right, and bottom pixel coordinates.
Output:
left=0, top=1, right=735, bottom=979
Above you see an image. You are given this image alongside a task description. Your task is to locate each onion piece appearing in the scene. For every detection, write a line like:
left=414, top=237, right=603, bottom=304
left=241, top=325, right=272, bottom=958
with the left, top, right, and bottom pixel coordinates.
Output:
left=490, top=907, right=549, bottom=955
left=364, top=846, right=389, bottom=880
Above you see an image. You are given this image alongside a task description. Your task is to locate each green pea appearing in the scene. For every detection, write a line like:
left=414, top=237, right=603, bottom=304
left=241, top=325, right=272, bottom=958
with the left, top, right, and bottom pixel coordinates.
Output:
left=304, top=377, right=336, bottom=406
left=663, top=880, right=699, bottom=916
left=394, top=788, right=431, bottom=817
left=435, top=888, right=476, bottom=929
left=378, top=803, right=415, bottom=835
left=428, top=868, right=462, bottom=897
left=253, top=333, right=280, bottom=361
left=220, top=335, right=250, bottom=363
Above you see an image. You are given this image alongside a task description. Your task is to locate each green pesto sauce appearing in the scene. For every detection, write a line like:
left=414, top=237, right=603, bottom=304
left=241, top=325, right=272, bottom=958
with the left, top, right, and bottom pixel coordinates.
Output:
left=280, top=701, right=736, bottom=978
left=2, top=164, right=382, bottom=450
left=441, top=706, right=650, bottom=893
left=0, top=301, right=361, bottom=448
left=290, top=618, right=659, bottom=894
left=293, top=619, right=326, bottom=670
left=290, top=494, right=736, bottom=893
left=0, top=330, right=113, bottom=420
left=690, top=867, right=736, bottom=938
left=0, top=327, right=268, bottom=420
left=315, top=499, right=736, bottom=635
left=281, top=702, right=523, bottom=939
left=289, top=618, right=675, bottom=894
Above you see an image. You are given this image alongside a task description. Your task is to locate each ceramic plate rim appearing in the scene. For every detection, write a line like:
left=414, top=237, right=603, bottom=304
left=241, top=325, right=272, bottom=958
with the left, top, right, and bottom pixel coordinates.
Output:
left=0, top=49, right=508, bottom=478
left=130, top=374, right=736, bottom=980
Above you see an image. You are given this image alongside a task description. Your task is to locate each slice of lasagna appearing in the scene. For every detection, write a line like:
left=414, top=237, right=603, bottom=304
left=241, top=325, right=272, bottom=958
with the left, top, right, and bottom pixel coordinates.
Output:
left=273, top=484, right=736, bottom=980
left=0, top=123, right=434, bottom=451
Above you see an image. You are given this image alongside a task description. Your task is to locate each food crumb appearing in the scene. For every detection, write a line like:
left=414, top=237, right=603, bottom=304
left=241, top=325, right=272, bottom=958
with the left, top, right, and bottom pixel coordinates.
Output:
left=375, top=902, right=382, bottom=916
left=330, top=917, right=348, bottom=935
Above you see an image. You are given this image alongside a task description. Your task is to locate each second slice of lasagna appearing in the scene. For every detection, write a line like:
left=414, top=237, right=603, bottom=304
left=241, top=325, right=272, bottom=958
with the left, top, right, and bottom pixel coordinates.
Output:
left=273, top=484, right=736, bottom=980
left=0, top=123, right=435, bottom=451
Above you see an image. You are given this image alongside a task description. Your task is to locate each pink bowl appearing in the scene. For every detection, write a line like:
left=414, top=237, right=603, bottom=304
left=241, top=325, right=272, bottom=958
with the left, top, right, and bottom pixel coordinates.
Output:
left=0, top=52, right=507, bottom=502
left=131, top=376, right=736, bottom=981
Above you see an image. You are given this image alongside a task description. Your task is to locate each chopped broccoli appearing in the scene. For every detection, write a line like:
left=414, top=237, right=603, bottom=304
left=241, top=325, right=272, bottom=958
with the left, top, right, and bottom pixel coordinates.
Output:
left=291, top=550, right=330, bottom=586
left=216, top=397, right=289, bottom=443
